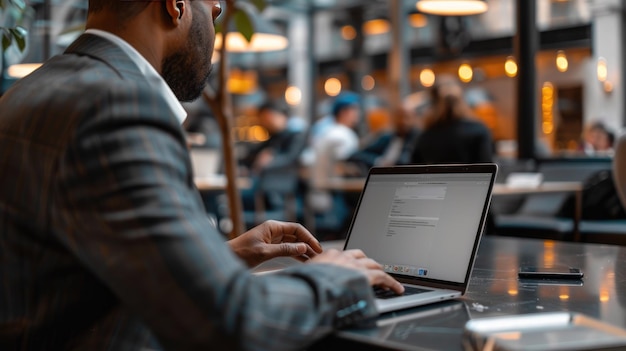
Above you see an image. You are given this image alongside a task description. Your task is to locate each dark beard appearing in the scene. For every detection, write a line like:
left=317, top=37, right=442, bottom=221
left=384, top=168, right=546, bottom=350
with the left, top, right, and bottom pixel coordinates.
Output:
left=162, top=6, right=213, bottom=102
left=162, top=51, right=212, bottom=102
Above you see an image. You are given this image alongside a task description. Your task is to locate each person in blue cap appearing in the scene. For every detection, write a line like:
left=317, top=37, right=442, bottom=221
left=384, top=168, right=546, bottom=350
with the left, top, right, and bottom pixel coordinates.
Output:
left=301, top=92, right=361, bottom=165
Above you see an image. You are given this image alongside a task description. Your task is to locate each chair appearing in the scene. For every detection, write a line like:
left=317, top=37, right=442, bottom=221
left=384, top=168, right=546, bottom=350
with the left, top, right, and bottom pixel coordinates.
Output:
left=493, top=157, right=613, bottom=241
left=302, top=140, right=353, bottom=239
left=613, top=133, right=626, bottom=210
left=579, top=133, right=626, bottom=245
left=243, top=165, right=300, bottom=229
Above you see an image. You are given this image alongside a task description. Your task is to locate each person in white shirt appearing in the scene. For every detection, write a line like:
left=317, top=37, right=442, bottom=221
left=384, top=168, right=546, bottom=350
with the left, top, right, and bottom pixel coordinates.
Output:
left=305, top=93, right=362, bottom=232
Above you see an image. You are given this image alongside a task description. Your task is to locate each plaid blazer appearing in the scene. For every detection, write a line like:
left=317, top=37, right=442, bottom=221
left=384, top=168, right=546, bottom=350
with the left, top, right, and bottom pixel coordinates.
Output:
left=0, top=34, right=376, bottom=350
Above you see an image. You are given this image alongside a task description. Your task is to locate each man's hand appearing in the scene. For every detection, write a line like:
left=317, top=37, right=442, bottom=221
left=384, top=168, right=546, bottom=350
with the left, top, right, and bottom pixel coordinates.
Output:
left=228, top=220, right=323, bottom=268
left=311, top=249, right=405, bottom=295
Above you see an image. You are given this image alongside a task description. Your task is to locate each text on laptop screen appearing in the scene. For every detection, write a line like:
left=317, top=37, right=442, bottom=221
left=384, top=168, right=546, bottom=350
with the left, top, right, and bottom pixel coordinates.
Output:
left=345, top=172, right=492, bottom=283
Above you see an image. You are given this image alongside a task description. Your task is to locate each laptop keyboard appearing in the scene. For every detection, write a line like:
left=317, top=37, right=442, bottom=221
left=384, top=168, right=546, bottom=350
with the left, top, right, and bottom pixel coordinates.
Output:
left=373, top=286, right=431, bottom=299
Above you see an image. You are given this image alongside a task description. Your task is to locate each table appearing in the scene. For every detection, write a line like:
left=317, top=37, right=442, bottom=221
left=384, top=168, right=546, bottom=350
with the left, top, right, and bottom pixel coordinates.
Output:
left=492, top=181, right=583, bottom=241
left=256, top=236, right=626, bottom=350
left=315, top=177, right=366, bottom=192
left=194, top=175, right=252, bottom=191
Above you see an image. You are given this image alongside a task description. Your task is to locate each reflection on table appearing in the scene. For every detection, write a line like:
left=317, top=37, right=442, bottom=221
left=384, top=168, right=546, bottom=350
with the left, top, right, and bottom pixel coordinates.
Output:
left=256, top=236, right=626, bottom=350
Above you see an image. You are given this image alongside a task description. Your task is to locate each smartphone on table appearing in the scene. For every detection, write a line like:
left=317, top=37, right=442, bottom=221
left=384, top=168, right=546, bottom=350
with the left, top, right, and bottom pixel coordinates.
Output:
left=518, top=266, right=584, bottom=280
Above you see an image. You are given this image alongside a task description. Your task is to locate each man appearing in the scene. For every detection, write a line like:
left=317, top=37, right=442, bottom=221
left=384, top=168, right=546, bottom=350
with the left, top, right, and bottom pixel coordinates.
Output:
left=310, top=92, right=362, bottom=165
left=0, top=1, right=402, bottom=350
left=240, top=101, right=306, bottom=176
left=239, top=101, right=307, bottom=214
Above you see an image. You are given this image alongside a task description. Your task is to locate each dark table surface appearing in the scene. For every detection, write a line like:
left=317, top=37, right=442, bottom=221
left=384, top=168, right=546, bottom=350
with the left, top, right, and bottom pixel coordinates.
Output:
left=256, top=235, right=626, bottom=350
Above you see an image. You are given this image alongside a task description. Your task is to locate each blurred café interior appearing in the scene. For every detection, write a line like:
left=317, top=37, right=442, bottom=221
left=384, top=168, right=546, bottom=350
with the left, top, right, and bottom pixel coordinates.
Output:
left=3, top=0, right=626, bottom=243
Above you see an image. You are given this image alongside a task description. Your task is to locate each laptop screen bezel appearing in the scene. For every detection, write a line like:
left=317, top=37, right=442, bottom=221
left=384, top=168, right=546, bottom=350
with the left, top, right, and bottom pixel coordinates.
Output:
left=342, top=163, right=498, bottom=293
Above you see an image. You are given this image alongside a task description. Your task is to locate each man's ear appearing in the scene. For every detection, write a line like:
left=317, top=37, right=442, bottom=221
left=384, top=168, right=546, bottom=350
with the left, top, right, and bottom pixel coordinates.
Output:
left=164, top=0, right=185, bottom=25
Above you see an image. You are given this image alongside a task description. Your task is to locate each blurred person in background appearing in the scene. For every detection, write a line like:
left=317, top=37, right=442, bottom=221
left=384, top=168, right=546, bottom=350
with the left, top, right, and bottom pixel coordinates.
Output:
left=349, top=104, right=421, bottom=171
left=0, top=1, right=403, bottom=349
left=240, top=101, right=307, bottom=211
left=580, top=120, right=615, bottom=156
left=311, top=92, right=362, bottom=172
left=302, top=92, right=363, bottom=238
left=240, top=101, right=306, bottom=176
left=411, top=75, right=493, bottom=164
left=301, top=92, right=361, bottom=167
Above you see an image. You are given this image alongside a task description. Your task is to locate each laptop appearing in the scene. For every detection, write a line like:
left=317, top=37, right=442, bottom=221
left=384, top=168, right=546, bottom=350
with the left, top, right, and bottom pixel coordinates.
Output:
left=343, top=163, right=497, bottom=314
left=190, top=148, right=222, bottom=178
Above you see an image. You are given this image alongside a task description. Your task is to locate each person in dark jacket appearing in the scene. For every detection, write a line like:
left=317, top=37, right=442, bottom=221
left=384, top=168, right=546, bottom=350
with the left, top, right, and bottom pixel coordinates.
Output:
left=241, top=101, right=306, bottom=175
left=411, top=75, right=493, bottom=165
left=349, top=104, right=421, bottom=171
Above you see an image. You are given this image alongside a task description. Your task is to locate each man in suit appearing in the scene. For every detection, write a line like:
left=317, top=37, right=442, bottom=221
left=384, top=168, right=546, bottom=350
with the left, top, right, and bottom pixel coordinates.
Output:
left=0, top=1, right=402, bottom=350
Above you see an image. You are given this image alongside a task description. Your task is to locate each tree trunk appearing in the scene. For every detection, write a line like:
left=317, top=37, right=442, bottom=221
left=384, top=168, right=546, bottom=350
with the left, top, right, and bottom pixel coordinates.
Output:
left=202, top=0, right=244, bottom=239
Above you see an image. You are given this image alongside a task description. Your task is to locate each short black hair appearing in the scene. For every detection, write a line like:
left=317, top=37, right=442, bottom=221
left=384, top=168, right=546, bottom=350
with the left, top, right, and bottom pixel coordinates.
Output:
left=258, top=101, right=288, bottom=117
left=88, top=0, right=151, bottom=22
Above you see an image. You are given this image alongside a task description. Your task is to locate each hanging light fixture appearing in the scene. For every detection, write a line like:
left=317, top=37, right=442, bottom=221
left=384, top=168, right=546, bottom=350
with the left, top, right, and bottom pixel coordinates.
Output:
left=363, top=18, right=391, bottom=36
left=214, top=2, right=288, bottom=53
left=416, top=0, right=488, bottom=16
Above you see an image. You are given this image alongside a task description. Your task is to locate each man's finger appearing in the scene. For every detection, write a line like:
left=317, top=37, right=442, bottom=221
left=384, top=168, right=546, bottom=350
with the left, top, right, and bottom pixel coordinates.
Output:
left=291, top=224, right=323, bottom=254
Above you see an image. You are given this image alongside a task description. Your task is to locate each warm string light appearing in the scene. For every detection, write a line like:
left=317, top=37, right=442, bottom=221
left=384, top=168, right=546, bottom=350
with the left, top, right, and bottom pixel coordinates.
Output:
left=285, top=86, right=302, bottom=106
left=542, top=82, right=555, bottom=135
left=505, top=56, right=518, bottom=78
left=596, top=57, right=614, bottom=94
left=597, top=57, right=608, bottom=82
left=363, top=19, right=390, bottom=36
left=420, top=68, right=436, bottom=87
left=409, top=13, right=428, bottom=28
left=341, top=25, right=357, bottom=41
left=325, top=78, right=342, bottom=97
left=362, top=75, right=376, bottom=91
left=556, top=50, right=568, bottom=73
left=458, top=63, right=473, bottom=83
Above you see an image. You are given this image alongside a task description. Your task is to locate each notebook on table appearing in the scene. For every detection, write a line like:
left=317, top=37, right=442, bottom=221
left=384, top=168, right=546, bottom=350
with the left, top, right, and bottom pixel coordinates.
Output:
left=343, top=163, right=497, bottom=313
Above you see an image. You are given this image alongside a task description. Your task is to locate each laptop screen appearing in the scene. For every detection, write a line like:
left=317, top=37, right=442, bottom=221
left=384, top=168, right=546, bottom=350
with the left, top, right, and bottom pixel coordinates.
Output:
left=344, top=166, right=495, bottom=284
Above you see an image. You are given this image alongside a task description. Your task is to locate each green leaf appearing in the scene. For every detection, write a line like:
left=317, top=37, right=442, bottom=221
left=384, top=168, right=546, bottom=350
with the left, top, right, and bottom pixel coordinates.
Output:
left=233, top=9, right=254, bottom=43
left=2, top=30, right=11, bottom=52
left=9, top=26, right=26, bottom=51
left=249, top=0, right=267, bottom=12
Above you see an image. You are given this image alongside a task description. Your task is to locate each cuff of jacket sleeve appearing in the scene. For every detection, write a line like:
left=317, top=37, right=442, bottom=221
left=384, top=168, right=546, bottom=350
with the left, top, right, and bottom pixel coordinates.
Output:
left=284, top=264, right=379, bottom=329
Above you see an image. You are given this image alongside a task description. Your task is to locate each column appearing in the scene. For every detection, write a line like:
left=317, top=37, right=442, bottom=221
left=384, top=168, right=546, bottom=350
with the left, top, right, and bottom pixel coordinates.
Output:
left=287, top=9, right=315, bottom=125
left=388, top=0, right=410, bottom=110
left=515, top=0, right=538, bottom=160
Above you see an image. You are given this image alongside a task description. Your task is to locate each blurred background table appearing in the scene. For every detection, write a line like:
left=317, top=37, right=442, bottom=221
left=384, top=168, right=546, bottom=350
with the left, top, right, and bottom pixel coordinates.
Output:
left=194, top=175, right=252, bottom=191
left=492, top=181, right=584, bottom=240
